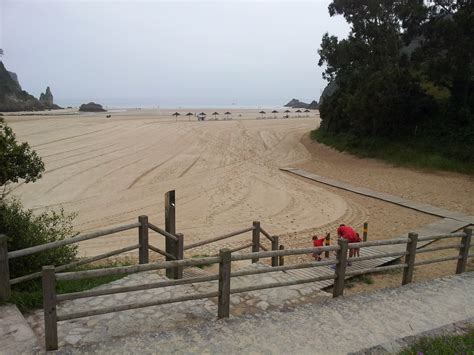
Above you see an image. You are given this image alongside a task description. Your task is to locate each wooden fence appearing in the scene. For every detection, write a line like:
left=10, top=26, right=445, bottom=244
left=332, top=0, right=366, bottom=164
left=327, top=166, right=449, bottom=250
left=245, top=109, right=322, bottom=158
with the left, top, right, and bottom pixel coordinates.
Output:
left=40, top=227, right=472, bottom=350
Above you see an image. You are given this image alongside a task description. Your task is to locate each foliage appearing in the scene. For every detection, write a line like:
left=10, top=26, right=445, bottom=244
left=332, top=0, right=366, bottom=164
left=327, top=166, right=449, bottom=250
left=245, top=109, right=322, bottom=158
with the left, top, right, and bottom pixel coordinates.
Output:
left=317, top=0, right=474, bottom=167
left=0, top=198, right=78, bottom=288
left=9, top=262, right=129, bottom=312
left=0, top=118, right=45, bottom=193
left=398, top=327, right=474, bottom=355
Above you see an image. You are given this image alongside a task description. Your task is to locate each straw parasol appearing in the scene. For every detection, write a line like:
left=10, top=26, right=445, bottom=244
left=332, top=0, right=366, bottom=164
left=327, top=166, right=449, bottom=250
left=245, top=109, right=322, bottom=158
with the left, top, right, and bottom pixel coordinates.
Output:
left=295, top=109, right=302, bottom=117
left=185, top=112, right=194, bottom=121
left=259, top=110, right=266, bottom=119
left=271, top=110, right=278, bottom=118
left=224, top=111, right=231, bottom=120
left=172, top=112, right=181, bottom=121
left=212, top=112, right=220, bottom=120
left=284, top=109, right=291, bottom=118
left=197, top=112, right=206, bottom=121
left=304, top=109, right=311, bottom=117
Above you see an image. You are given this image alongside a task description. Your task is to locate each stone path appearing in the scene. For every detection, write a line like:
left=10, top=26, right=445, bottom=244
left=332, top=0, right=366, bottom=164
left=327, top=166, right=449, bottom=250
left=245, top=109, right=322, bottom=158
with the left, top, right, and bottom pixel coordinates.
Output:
left=53, top=272, right=474, bottom=354
left=26, top=265, right=330, bottom=350
left=280, top=167, right=474, bottom=223
left=0, top=304, right=40, bottom=354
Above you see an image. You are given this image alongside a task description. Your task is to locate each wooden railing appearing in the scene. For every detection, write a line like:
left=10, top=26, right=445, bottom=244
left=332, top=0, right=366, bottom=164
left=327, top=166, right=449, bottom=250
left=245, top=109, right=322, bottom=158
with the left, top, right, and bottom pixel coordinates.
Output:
left=40, top=227, right=472, bottom=350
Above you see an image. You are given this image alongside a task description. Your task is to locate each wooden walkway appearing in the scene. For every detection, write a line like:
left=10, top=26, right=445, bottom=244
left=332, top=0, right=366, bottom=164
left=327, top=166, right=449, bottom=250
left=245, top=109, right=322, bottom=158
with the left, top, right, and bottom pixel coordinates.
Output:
left=280, top=167, right=474, bottom=224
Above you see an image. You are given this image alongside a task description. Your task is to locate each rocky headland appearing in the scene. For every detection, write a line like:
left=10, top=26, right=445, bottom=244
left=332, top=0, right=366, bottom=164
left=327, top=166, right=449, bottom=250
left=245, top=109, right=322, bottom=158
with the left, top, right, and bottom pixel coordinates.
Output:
left=284, top=98, right=318, bottom=109
left=79, top=102, right=106, bottom=112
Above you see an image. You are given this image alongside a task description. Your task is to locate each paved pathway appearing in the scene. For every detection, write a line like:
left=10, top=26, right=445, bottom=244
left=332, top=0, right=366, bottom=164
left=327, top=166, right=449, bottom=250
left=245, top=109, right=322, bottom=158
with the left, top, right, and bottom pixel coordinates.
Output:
left=54, top=272, right=474, bottom=354
left=280, top=168, right=474, bottom=223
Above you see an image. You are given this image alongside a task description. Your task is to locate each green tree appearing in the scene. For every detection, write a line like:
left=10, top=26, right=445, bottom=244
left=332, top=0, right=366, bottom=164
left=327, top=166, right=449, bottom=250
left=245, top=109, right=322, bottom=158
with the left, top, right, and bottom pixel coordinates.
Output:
left=0, top=118, right=45, bottom=197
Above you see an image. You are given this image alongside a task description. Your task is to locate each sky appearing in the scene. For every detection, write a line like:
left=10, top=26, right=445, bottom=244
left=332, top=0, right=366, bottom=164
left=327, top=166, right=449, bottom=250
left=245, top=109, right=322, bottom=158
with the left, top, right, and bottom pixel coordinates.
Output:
left=1, top=0, right=350, bottom=107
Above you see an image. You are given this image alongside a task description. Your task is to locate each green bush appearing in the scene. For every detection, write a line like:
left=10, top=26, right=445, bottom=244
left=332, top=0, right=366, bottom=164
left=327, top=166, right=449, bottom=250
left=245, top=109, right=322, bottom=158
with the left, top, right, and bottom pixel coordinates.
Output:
left=0, top=199, right=78, bottom=290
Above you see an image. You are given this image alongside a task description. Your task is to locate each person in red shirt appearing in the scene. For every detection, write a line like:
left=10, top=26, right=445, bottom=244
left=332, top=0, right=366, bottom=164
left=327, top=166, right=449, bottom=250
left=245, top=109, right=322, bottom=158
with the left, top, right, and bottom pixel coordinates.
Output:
left=337, top=224, right=361, bottom=266
left=311, top=233, right=328, bottom=261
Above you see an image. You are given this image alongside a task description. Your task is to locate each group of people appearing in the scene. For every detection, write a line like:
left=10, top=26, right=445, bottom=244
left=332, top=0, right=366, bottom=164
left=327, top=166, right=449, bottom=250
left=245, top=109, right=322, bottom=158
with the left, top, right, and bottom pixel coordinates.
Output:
left=311, top=224, right=361, bottom=266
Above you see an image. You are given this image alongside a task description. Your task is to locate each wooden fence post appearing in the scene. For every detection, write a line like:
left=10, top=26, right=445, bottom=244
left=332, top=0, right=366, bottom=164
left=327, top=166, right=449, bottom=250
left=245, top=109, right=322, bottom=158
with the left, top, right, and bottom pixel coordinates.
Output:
left=218, top=248, right=231, bottom=318
left=0, top=235, right=11, bottom=302
left=42, top=266, right=58, bottom=351
left=402, top=232, right=418, bottom=285
left=174, top=233, right=184, bottom=279
left=456, top=227, right=472, bottom=274
left=279, top=245, right=285, bottom=266
left=252, top=221, right=260, bottom=263
left=325, top=233, right=331, bottom=258
left=271, top=236, right=279, bottom=267
left=333, top=238, right=348, bottom=298
left=138, top=215, right=149, bottom=264
left=363, top=222, right=368, bottom=242
left=165, top=190, right=176, bottom=278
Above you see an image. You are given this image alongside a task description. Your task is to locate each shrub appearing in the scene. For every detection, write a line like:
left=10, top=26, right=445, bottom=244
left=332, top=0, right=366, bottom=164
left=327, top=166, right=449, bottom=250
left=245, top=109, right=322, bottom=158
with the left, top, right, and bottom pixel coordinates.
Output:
left=0, top=199, right=78, bottom=290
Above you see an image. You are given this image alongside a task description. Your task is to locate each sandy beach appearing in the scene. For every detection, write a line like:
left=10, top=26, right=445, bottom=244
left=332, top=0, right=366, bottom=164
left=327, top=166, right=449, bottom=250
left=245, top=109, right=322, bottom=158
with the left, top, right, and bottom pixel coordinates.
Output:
left=4, top=106, right=474, bottom=288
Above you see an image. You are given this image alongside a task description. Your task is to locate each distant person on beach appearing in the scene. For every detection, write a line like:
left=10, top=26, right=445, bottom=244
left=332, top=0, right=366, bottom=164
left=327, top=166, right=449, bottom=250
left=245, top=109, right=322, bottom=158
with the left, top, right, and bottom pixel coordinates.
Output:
left=311, top=234, right=328, bottom=261
left=337, top=224, right=361, bottom=266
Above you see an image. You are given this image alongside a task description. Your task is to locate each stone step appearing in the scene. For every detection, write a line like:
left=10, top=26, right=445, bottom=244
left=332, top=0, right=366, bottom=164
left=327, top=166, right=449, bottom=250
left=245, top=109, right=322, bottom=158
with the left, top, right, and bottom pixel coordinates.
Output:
left=0, top=304, right=40, bottom=354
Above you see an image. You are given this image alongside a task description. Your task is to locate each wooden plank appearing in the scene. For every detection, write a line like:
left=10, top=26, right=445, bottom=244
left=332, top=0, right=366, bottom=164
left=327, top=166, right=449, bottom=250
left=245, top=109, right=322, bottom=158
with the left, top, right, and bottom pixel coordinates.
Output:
left=218, top=249, right=231, bottom=318
left=42, top=266, right=58, bottom=351
left=0, top=235, right=11, bottom=301
left=183, top=226, right=254, bottom=251
left=8, top=223, right=140, bottom=259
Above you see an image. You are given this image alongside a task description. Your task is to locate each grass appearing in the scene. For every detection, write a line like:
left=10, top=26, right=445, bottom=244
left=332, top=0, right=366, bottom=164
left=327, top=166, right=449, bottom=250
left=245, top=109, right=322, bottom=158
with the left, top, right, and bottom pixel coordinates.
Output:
left=7, top=262, right=129, bottom=312
left=311, top=128, right=474, bottom=175
left=398, top=327, right=474, bottom=354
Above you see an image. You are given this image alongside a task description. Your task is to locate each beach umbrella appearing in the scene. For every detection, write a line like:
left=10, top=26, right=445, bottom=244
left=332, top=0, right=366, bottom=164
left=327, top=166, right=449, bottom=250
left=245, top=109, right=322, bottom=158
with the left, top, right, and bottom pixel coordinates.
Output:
left=284, top=109, right=291, bottom=119
left=224, top=111, right=231, bottom=120
left=259, top=110, right=266, bottom=119
left=197, top=112, right=206, bottom=121
left=304, top=109, right=310, bottom=117
left=212, top=112, right=220, bottom=120
left=295, top=109, right=302, bottom=118
left=271, top=110, right=278, bottom=118
left=185, top=112, right=194, bottom=121
left=172, top=112, right=181, bottom=121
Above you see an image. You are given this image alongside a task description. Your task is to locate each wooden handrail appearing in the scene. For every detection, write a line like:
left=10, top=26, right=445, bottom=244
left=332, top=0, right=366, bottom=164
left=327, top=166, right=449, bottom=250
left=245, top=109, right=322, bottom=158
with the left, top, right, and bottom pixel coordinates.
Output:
left=10, top=244, right=140, bottom=285
left=231, top=245, right=340, bottom=261
left=8, top=223, right=140, bottom=259
left=148, top=223, right=178, bottom=242
left=148, top=244, right=176, bottom=260
left=57, top=274, right=219, bottom=302
left=260, top=228, right=274, bottom=242
left=417, top=232, right=466, bottom=242
left=183, top=226, right=254, bottom=251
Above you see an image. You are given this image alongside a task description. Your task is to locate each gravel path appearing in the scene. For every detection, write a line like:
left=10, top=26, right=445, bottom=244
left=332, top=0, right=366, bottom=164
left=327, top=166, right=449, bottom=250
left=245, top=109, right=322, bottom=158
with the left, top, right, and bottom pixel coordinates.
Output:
left=55, top=272, right=474, bottom=354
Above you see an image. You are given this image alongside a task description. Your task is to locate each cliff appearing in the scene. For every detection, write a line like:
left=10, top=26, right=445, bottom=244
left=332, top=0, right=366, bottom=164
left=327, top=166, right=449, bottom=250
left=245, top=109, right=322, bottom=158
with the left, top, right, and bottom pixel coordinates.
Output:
left=79, top=102, right=106, bottom=112
left=0, top=61, right=61, bottom=112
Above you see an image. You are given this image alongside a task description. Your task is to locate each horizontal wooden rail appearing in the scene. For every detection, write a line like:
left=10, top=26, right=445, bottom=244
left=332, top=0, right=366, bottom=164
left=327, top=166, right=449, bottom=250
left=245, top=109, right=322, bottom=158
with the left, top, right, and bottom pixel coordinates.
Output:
left=56, top=256, right=221, bottom=281
left=415, top=243, right=463, bottom=254
left=345, top=263, right=407, bottom=277
left=183, top=226, right=254, bottom=251
left=349, top=251, right=408, bottom=263
left=8, top=223, right=140, bottom=259
left=231, top=245, right=340, bottom=261
left=57, top=291, right=220, bottom=321
left=230, top=274, right=336, bottom=295
left=148, top=223, right=178, bottom=242
left=347, top=237, right=409, bottom=250
left=57, top=274, right=219, bottom=302
left=414, top=255, right=461, bottom=266
left=417, top=232, right=465, bottom=242
left=258, top=243, right=268, bottom=252
left=231, top=259, right=335, bottom=278
left=10, top=244, right=139, bottom=285
left=260, top=228, right=274, bottom=242
left=229, top=242, right=254, bottom=254
left=148, top=244, right=176, bottom=260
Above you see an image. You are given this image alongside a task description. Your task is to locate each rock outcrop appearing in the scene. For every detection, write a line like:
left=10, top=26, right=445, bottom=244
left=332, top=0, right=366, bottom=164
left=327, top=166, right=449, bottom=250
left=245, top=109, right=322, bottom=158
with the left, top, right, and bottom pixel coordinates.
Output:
left=79, top=102, right=106, bottom=112
left=284, top=98, right=319, bottom=109
left=0, top=61, right=61, bottom=111
left=39, top=86, right=54, bottom=106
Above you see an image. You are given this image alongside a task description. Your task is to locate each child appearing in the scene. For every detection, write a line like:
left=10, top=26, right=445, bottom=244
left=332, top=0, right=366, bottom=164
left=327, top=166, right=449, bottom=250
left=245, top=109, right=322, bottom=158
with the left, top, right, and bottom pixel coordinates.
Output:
left=312, top=235, right=326, bottom=261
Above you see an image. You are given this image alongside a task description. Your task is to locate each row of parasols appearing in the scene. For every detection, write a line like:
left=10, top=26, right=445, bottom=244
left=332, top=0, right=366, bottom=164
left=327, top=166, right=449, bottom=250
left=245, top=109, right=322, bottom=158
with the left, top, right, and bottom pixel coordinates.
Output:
left=171, top=109, right=313, bottom=121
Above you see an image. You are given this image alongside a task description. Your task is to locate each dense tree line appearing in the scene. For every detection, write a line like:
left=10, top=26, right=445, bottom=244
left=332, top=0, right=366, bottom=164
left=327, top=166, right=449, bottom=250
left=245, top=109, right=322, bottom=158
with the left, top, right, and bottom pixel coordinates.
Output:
left=317, top=0, right=473, bottom=162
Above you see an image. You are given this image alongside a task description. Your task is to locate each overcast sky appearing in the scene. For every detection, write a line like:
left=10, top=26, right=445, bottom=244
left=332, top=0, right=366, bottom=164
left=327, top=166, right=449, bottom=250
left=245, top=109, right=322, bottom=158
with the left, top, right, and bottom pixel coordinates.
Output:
left=1, top=0, right=349, bottom=107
